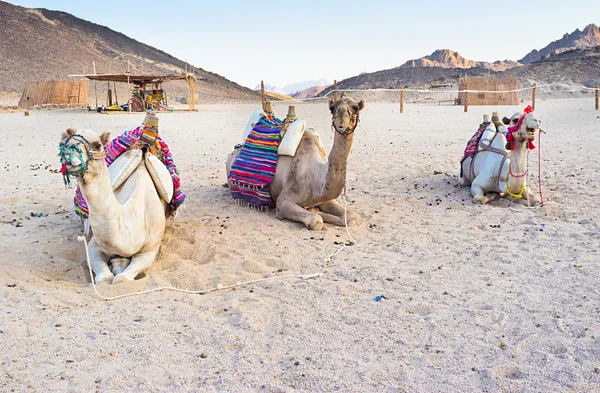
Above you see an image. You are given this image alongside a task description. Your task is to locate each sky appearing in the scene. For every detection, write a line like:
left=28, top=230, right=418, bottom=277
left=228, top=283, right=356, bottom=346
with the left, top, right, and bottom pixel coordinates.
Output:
left=9, top=0, right=599, bottom=89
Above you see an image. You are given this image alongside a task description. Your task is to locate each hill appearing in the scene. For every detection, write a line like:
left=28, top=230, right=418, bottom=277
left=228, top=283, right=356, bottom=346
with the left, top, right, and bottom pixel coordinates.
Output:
left=0, top=1, right=259, bottom=103
left=291, top=85, right=328, bottom=100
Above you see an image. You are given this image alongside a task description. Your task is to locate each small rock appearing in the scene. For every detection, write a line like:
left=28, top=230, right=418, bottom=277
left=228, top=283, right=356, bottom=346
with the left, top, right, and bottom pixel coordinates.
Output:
left=500, top=342, right=507, bottom=350
left=200, top=353, right=208, bottom=359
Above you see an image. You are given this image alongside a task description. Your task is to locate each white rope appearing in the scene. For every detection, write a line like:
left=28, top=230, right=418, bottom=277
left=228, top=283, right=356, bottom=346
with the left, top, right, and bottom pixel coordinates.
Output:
left=77, top=236, right=322, bottom=301
left=268, top=82, right=598, bottom=103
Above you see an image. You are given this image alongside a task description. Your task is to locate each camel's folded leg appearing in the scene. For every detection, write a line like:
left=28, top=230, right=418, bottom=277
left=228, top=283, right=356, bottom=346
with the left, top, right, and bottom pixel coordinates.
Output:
left=110, top=257, right=130, bottom=276
left=470, top=180, right=498, bottom=205
left=276, top=199, right=324, bottom=231
left=112, top=249, right=159, bottom=284
left=506, top=186, right=541, bottom=206
left=88, top=239, right=113, bottom=284
left=316, top=200, right=359, bottom=227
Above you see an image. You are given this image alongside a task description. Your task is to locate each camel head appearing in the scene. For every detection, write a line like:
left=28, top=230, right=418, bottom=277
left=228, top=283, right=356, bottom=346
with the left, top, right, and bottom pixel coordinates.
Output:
left=329, top=97, right=365, bottom=135
left=59, top=128, right=111, bottom=184
left=502, top=112, right=523, bottom=127
left=511, top=113, right=541, bottom=142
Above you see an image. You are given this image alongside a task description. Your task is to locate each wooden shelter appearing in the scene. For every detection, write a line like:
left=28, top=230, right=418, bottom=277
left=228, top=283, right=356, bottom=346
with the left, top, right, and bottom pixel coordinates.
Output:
left=457, top=76, right=519, bottom=106
left=19, top=80, right=88, bottom=109
left=70, top=73, right=197, bottom=112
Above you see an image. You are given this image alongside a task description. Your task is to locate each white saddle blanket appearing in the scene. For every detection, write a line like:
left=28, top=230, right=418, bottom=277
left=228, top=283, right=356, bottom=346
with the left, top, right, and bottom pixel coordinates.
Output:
left=108, top=150, right=173, bottom=202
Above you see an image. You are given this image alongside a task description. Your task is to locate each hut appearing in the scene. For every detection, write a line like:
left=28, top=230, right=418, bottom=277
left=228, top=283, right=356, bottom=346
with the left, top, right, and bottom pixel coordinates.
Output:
left=72, top=72, right=197, bottom=112
left=457, top=76, right=519, bottom=106
left=18, top=80, right=89, bottom=109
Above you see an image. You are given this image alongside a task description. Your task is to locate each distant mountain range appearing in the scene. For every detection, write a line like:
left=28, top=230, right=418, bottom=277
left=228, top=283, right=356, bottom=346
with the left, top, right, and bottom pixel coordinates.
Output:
left=399, top=49, right=522, bottom=72
left=253, top=79, right=331, bottom=96
left=319, top=23, right=600, bottom=96
left=0, top=0, right=258, bottom=102
left=519, top=23, right=600, bottom=64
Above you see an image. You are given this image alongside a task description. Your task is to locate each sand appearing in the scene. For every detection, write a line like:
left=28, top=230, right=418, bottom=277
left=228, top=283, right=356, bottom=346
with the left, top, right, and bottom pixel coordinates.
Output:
left=0, top=98, right=599, bottom=392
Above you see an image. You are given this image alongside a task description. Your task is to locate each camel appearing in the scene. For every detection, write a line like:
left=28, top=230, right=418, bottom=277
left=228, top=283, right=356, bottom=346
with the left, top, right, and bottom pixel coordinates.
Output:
left=59, top=128, right=168, bottom=284
left=458, top=111, right=542, bottom=206
left=226, top=97, right=365, bottom=230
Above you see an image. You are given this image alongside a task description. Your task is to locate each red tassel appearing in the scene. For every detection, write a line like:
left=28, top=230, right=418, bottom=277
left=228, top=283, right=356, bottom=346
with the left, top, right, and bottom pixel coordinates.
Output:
left=60, top=162, right=68, bottom=175
left=528, top=139, right=535, bottom=150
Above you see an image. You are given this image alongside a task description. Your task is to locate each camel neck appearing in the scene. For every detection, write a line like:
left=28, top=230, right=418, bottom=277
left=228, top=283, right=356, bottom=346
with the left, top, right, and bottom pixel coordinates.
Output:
left=508, top=140, right=528, bottom=192
left=79, top=160, right=120, bottom=225
left=322, top=131, right=354, bottom=200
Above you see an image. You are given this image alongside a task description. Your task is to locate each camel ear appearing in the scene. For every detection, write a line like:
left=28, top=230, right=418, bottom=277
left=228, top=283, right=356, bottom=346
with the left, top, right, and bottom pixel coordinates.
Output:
left=502, top=117, right=510, bottom=125
left=62, top=128, right=76, bottom=140
left=357, top=99, right=366, bottom=112
left=328, top=99, right=336, bottom=114
left=99, top=132, right=111, bottom=146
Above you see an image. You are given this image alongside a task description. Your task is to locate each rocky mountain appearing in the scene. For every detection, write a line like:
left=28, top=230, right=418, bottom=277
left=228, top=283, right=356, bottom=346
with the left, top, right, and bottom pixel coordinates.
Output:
left=291, top=85, right=328, bottom=100
left=400, top=49, right=521, bottom=72
left=519, top=23, right=600, bottom=64
left=0, top=1, right=259, bottom=102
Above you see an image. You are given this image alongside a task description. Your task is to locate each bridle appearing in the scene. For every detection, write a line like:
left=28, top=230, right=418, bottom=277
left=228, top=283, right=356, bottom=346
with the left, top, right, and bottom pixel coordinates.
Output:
left=331, top=99, right=360, bottom=136
left=59, top=134, right=105, bottom=186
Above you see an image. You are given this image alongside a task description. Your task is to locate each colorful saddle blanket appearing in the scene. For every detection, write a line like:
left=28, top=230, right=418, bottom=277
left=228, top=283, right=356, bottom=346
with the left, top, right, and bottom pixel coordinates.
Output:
left=461, top=122, right=489, bottom=162
left=228, top=115, right=282, bottom=208
left=74, top=126, right=185, bottom=218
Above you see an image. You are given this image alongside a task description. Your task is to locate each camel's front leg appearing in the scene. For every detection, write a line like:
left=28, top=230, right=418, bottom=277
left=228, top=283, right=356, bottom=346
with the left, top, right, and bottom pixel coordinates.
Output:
left=88, top=239, right=113, bottom=284
left=112, top=249, right=159, bottom=284
left=316, top=200, right=359, bottom=227
left=470, top=180, right=499, bottom=205
left=509, top=186, right=541, bottom=207
left=110, top=257, right=131, bottom=276
left=276, top=199, right=324, bottom=231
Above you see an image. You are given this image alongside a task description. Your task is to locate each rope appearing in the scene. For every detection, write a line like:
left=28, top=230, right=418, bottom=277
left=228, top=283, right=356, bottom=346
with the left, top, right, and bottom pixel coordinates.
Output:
left=268, top=82, right=598, bottom=103
left=538, top=130, right=546, bottom=206
left=77, top=235, right=322, bottom=301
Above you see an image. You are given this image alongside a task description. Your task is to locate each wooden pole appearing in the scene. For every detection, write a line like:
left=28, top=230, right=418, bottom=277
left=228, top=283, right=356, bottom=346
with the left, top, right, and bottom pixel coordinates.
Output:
left=463, top=87, right=468, bottom=113
left=127, top=60, right=131, bottom=113
left=596, top=83, right=599, bottom=110
left=532, top=83, right=537, bottom=111
left=260, top=80, right=266, bottom=111
left=400, top=85, right=404, bottom=114
left=334, top=80, right=338, bottom=101
left=92, top=61, right=98, bottom=109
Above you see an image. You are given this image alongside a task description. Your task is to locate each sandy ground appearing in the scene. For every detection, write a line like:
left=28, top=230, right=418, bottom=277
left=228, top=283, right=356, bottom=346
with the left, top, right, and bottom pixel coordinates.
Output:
left=0, top=98, right=599, bottom=392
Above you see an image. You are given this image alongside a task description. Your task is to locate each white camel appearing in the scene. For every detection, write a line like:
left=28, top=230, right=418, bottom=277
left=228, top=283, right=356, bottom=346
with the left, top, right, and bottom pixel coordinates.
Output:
left=59, top=128, right=168, bottom=284
left=459, top=112, right=542, bottom=206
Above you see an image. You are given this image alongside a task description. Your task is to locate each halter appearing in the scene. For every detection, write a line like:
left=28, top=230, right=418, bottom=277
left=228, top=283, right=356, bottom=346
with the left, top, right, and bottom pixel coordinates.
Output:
left=331, top=98, right=360, bottom=136
left=506, top=105, right=536, bottom=151
left=59, top=134, right=105, bottom=186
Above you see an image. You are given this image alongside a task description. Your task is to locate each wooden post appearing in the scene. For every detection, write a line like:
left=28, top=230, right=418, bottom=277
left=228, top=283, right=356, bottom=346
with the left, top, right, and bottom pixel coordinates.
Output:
left=127, top=60, right=131, bottom=113
left=334, top=80, right=338, bottom=101
left=596, top=83, right=599, bottom=110
left=92, top=61, right=98, bottom=109
left=260, top=80, right=266, bottom=111
left=400, top=85, right=404, bottom=114
left=463, top=88, right=468, bottom=113
left=532, top=83, right=537, bottom=111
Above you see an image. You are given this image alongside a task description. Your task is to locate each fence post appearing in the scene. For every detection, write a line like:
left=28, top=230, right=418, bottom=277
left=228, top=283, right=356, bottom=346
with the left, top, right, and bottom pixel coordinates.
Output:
left=334, top=80, right=338, bottom=101
left=400, top=85, right=404, bottom=114
left=261, top=80, right=266, bottom=112
left=532, top=83, right=537, bottom=111
left=596, top=83, right=599, bottom=110
left=463, top=90, right=468, bottom=112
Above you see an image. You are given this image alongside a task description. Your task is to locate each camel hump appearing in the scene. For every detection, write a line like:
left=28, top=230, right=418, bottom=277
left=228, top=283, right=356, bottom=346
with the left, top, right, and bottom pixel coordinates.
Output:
left=478, top=122, right=500, bottom=150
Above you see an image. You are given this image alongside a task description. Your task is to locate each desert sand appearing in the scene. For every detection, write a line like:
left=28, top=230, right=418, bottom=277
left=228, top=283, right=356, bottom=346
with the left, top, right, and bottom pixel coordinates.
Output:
left=0, top=98, right=599, bottom=392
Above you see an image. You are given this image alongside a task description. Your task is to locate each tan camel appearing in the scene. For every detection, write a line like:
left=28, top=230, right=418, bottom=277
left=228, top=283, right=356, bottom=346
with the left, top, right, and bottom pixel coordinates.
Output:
left=226, top=98, right=365, bottom=230
left=59, top=128, right=168, bottom=284
left=459, top=112, right=542, bottom=206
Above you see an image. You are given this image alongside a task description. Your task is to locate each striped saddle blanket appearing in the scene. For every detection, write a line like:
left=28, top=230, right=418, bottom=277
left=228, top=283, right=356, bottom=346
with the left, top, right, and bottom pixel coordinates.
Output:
left=228, top=115, right=282, bottom=208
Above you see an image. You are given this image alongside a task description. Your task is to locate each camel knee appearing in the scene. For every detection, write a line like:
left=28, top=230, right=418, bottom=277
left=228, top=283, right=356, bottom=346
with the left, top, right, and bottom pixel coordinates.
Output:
left=94, top=271, right=114, bottom=284
left=472, top=195, right=489, bottom=205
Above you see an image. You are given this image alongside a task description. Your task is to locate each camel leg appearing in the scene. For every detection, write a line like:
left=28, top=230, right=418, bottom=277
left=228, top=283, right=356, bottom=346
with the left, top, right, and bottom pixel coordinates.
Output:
left=507, top=186, right=541, bottom=206
left=110, top=257, right=130, bottom=276
left=112, top=249, right=158, bottom=284
left=470, top=182, right=494, bottom=205
left=316, top=200, right=359, bottom=227
left=88, top=239, right=113, bottom=284
left=276, top=199, right=324, bottom=231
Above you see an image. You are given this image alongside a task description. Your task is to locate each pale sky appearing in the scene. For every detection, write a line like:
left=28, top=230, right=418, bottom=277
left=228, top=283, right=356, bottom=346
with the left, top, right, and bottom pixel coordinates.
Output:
left=9, top=0, right=599, bottom=89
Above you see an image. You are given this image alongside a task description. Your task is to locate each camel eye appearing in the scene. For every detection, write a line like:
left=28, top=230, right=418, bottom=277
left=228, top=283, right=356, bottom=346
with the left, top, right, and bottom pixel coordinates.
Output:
left=91, top=141, right=102, bottom=150
left=352, top=105, right=359, bottom=112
